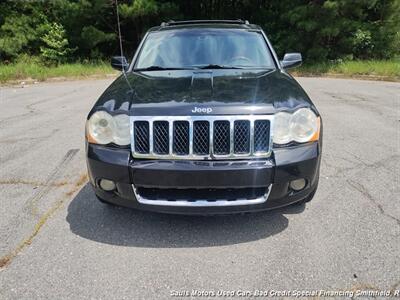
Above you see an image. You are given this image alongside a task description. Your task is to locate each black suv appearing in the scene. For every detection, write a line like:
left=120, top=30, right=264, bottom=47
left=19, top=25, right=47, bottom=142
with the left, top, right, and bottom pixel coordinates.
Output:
left=85, top=20, right=322, bottom=214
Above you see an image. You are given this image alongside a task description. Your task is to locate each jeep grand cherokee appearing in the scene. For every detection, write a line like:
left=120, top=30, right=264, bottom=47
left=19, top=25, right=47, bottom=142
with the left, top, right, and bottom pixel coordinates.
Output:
left=85, top=20, right=322, bottom=214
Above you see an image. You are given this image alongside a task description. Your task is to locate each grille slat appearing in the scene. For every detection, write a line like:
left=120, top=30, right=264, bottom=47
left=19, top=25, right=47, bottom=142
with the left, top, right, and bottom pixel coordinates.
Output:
left=173, top=121, right=189, bottom=155
left=254, top=120, right=270, bottom=153
left=213, top=121, right=230, bottom=155
left=193, top=121, right=210, bottom=155
left=153, top=121, right=169, bottom=154
left=132, top=116, right=271, bottom=159
left=134, top=121, right=150, bottom=154
left=233, top=120, right=250, bottom=154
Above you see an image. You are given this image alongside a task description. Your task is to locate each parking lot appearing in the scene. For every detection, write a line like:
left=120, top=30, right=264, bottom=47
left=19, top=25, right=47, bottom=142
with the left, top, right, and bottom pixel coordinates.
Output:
left=0, top=77, right=399, bottom=299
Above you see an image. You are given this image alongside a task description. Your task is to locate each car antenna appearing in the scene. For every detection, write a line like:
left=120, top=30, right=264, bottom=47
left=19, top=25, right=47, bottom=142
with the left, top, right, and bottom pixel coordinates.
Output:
left=115, top=0, right=124, bottom=71
left=115, top=0, right=132, bottom=89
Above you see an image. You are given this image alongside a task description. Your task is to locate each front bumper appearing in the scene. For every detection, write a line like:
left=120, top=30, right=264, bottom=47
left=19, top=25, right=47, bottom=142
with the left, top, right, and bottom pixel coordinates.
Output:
left=86, top=141, right=321, bottom=215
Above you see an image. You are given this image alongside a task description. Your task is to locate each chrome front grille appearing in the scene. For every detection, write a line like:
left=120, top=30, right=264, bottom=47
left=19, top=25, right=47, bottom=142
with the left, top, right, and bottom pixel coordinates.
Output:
left=130, top=115, right=273, bottom=160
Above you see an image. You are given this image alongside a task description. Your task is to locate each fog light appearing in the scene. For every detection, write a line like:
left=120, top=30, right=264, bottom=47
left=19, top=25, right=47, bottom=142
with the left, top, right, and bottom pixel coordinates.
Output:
left=290, top=178, right=306, bottom=191
left=99, top=179, right=116, bottom=191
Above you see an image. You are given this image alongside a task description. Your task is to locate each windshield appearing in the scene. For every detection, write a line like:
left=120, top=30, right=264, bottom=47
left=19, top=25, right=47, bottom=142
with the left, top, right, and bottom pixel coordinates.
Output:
left=134, top=29, right=275, bottom=70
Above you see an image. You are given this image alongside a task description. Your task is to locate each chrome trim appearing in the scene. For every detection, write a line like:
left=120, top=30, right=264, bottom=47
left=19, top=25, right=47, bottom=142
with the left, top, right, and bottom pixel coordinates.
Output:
left=130, top=115, right=274, bottom=160
left=188, top=120, right=194, bottom=155
left=132, top=184, right=273, bottom=207
left=209, top=120, right=214, bottom=157
left=229, top=120, right=234, bottom=155
left=168, top=121, right=173, bottom=156
left=249, top=119, right=255, bottom=154
left=149, top=121, right=154, bottom=154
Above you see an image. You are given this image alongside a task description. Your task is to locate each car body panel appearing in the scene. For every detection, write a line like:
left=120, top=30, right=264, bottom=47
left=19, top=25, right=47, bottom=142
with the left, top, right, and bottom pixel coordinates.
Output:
left=86, top=141, right=321, bottom=214
left=90, top=69, right=316, bottom=117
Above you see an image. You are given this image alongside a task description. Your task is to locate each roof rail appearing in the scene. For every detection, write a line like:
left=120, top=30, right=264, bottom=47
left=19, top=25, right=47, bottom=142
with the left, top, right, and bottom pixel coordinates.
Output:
left=160, top=19, right=250, bottom=27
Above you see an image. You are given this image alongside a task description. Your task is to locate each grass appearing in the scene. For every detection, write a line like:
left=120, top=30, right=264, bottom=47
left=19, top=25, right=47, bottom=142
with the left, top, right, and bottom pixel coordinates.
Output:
left=0, top=59, right=399, bottom=83
left=293, top=60, right=400, bottom=81
left=0, top=59, right=116, bottom=83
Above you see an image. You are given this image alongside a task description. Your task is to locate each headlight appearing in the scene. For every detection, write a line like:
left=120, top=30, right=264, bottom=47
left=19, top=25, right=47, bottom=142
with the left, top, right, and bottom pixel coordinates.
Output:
left=112, top=114, right=130, bottom=145
left=86, top=111, right=130, bottom=146
left=290, top=108, right=318, bottom=143
left=272, top=112, right=292, bottom=144
left=273, top=108, right=320, bottom=145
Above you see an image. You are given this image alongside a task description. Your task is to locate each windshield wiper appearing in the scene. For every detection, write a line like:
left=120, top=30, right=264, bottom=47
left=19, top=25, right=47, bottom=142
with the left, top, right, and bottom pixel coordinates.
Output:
left=134, top=65, right=245, bottom=71
left=134, top=66, right=192, bottom=71
left=194, top=64, right=243, bottom=70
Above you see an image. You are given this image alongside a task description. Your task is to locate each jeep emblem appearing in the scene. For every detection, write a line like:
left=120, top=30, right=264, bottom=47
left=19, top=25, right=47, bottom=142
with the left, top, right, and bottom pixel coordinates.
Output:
left=192, top=107, right=213, bottom=114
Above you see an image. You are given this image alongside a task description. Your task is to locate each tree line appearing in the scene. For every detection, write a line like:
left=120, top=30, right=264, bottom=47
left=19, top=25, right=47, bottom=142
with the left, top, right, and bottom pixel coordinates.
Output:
left=0, top=0, right=399, bottom=64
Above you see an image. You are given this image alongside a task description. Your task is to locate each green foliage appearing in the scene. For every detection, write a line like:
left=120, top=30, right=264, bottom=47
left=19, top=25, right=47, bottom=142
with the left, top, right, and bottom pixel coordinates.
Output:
left=0, top=58, right=114, bottom=83
left=81, top=26, right=115, bottom=50
left=353, top=29, right=373, bottom=59
left=0, top=15, right=37, bottom=60
left=40, top=23, right=75, bottom=64
left=0, top=1, right=49, bottom=60
left=119, top=0, right=159, bottom=18
left=0, top=0, right=399, bottom=63
left=294, top=60, right=400, bottom=80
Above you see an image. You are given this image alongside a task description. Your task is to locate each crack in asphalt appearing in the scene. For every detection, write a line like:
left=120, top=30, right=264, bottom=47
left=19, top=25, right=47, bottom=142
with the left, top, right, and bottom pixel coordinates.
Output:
left=0, top=173, right=88, bottom=269
left=322, top=151, right=400, bottom=227
left=322, top=158, right=361, bottom=178
left=0, top=88, right=79, bottom=125
left=347, top=179, right=400, bottom=226
left=0, top=128, right=62, bottom=164
left=0, top=149, right=80, bottom=264
left=25, top=149, right=80, bottom=217
left=322, top=152, right=399, bottom=180
left=0, top=129, right=60, bottom=144
left=325, top=92, right=369, bottom=103
left=324, top=91, right=387, bottom=117
left=0, top=179, right=70, bottom=187
left=345, top=151, right=399, bottom=174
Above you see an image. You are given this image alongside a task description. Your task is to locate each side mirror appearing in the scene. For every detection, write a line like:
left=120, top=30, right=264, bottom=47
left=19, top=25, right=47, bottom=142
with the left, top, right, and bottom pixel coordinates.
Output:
left=111, top=56, right=129, bottom=71
left=280, top=53, right=302, bottom=69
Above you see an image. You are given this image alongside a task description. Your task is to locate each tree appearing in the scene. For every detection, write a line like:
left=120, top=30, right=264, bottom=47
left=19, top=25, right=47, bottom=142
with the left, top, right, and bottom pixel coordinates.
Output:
left=0, top=0, right=399, bottom=62
left=40, top=23, right=74, bottom=64
left=0, top=15, right=37, bottom=60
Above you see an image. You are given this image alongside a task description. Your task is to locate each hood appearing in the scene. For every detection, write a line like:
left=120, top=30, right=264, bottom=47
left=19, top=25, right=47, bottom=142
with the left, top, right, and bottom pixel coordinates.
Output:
left=91, top=69, right=313, bottom=116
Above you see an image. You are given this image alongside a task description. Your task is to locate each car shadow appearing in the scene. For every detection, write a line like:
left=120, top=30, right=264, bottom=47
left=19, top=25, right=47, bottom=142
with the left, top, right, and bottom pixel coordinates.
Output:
left=66, top=183, right=305, bottom=248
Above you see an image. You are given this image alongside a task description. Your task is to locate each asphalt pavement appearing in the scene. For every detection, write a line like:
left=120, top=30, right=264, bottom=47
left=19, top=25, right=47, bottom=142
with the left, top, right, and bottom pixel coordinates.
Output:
left=0, top=77, right=399, bottom=299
